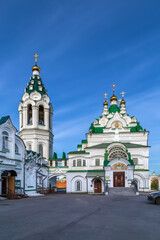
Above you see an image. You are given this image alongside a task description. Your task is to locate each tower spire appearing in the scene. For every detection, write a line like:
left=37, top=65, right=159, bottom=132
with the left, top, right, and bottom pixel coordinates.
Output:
left=110, top=83, right=118, bottom=105
left=102, top=92, right=109, bottom=116
left=120, top=91, right=126, bottom=114
left=32, top=53, right=40, bottom=75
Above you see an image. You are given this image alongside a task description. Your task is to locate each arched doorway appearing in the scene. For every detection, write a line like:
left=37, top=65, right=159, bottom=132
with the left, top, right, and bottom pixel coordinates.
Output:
left=94, top=179, right=102, bottom=193
left=1, top=170, right=17, bottom=195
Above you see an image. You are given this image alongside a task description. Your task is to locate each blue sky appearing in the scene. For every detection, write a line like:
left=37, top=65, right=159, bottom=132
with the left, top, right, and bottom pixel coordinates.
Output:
left=0, top=0, right=160, bottom=174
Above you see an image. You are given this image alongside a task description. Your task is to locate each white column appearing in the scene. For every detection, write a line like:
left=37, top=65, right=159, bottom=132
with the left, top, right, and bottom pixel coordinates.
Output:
left=19, top=110, right=23, bottom=130
left=44, top=109, right=49, bottom=130
left=33, top=106, right=38, bottom=128
left=23, top=107, right=27, bottom=128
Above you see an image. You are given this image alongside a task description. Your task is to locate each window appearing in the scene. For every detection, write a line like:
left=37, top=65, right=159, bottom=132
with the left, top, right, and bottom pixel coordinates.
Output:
left=27, top=104, right=32, bottom=124
left=133, top=158, right=138, bottom=165
left=77, top=159, right=81, bottom=167
left=58, top=161, right=62, bottom=167
left=73, top=160, right=76, bottom=166
left=64, top=160, right=67, bottom=166
left=55, top=161, right=58, bottom=167
left=76, top=180, right=81, bottom=191
left=15, top=144, right=19, bottom=154
left=50, top=161, right=53, bottom=166
left=28, top=144, right=32, bottom=151
left=83, top=160, right=86, bottom=167
left=39, top=144, right=43, bottom=157
left=39, top=105, right=44, bottom=125
left=2, top=131, right=9, bottom=150
left=95, top=159, right=100, bottom=166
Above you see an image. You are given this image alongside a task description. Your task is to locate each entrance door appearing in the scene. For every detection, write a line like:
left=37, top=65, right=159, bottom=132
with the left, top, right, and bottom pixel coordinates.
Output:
left=113, top=172, right=125, bottom=187
left=94, top=179, right=102, bottom=193
left=2, top=177, right=7, bottom=195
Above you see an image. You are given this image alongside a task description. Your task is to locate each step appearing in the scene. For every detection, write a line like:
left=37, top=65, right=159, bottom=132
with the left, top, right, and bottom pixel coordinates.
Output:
left=109, top=187, right=136, bottom=196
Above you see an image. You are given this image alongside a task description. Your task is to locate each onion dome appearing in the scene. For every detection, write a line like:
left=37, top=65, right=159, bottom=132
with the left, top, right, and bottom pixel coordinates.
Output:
left=32, top=64, right=40, bottom=73
left=120, top=99, right=126, bottom=105
left=103, top=99, right=108, bottom=106
left=110, top=94, right=118, bottom=102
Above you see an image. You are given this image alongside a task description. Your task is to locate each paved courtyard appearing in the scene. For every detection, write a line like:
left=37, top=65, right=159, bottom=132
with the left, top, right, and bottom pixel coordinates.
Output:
left=0, top=193, right=160, bottom=240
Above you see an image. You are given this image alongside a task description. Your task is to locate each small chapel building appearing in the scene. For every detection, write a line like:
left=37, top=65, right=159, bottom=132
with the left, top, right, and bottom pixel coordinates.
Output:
left=66, top=88, right=150, bottom=194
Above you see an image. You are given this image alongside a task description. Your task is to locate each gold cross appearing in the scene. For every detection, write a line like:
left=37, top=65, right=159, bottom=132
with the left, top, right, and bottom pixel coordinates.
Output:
left=118, top=99, right=122, bottom=103
left=120, top=91, right=126, bottom=98
left=111, top=83, right=117, bottom=93
left=33, top=53, right=39, bottom=63
left=104, top=92, right=108, bottom=99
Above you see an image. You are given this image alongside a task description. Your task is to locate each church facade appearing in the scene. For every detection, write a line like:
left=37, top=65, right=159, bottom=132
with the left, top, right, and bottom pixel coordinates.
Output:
left=66, top=89, right=150, bottom=193
left=0, top=55, right=151, bottom=196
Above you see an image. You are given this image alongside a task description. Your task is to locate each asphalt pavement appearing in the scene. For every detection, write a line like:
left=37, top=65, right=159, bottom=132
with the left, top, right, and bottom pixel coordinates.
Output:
left=0, top=193, right=159, bottom=240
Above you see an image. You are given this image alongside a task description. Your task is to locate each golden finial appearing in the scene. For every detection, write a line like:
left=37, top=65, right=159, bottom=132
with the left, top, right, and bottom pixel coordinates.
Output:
left=111, top=83, right=117, bottom=94
left=104, top=92, right=108, bottom=100
left=120, top=91, right=126, bottom=98
left=33, top=53, right=39, bottom=64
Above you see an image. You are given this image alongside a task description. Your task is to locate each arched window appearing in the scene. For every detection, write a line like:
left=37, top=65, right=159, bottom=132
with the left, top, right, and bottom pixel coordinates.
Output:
left=28, top=104, right=32, bottom=124
left=2, top=131, right=9, bottom=150
left=39, top=144, right=43, bottom=157
left=76, top=180, right=81, bottom=191
left=39, top=105, right=44, bottom=125
left=28, top=144, right=32, bottom=151
left=73, top=160, right=76, bottom=166
left=83, top=160, right=86, bottom=166
left=15, top=144, right=19, bottom=154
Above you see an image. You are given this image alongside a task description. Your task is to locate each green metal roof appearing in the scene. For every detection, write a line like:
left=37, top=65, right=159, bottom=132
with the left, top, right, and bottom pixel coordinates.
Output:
left=0, top=116, right=10, bottom=125
left=25, top=75, right=47, bottom=96
left=68, top=151, right=90, bottom=155
left=109, top=104, right=120, bottom=113
left=86, top=142, right=150, bottom=149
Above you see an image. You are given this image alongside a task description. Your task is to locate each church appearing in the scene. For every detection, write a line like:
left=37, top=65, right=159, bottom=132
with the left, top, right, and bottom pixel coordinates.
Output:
left=66, top=86, right=150, bottom=194
left=0, top=55, right=151, bottom=196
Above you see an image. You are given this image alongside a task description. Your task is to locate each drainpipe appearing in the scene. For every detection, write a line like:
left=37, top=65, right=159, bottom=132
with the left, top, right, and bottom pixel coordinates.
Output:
left=23, top=161, right=27, bottom=195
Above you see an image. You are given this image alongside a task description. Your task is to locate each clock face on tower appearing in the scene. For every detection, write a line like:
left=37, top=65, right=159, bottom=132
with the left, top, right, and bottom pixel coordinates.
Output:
left=112, top=121, right=122, bottom=129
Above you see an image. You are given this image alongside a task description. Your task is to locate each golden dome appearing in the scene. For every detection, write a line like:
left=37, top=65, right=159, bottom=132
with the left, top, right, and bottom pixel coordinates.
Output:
left=103, top=100, right=108, bottom=106
left=120, top=99, right=126, bottom=105
left=110, top=95, right=118, bottom=102
left=32, top=65, right=40, bottom=73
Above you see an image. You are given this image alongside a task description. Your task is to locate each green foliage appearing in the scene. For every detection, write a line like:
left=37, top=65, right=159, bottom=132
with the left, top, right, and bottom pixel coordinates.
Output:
left=151, top=179, right=159, bottom=190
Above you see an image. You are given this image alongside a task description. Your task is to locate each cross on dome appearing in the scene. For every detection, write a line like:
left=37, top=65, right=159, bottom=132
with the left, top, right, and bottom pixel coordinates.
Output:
left=104, top=92, right=108, bottom=100
left=33, top=53, right=39, bottom=64
left=120, top=91, right=126, bottom=98
left=111, top=83, right=117, bottom=94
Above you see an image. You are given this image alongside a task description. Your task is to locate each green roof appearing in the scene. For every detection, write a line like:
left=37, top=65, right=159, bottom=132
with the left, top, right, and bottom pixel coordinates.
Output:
left=86, top=142, right=150, bottom=149
left=68, top=151, right=90, bottom=155
left=0, top=116, right=10, bottom=125
left=109, top=104, right=120, bottom=113
left=77, top=144, right=82, bottom=148
left=130, top=122, right=143, bottom=132
left=25, top=75, right=47, bottom=96
left=82, top=140, right=88, bottom=143
left=89, top=123, right=104, bottom=133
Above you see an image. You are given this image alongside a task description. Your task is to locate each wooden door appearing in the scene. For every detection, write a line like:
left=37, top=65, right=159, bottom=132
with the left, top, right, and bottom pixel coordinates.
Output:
left=8, top=176, right=15, bottom=194
left=94, top=179, right=102, bottom=193
left=2, top=177, right=7, bottom=194
left=113, top=172, right=125, bottom=187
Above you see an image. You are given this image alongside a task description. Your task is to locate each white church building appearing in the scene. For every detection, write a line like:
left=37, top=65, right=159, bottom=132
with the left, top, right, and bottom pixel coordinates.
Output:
left=66, top=88, right=150, bottom=194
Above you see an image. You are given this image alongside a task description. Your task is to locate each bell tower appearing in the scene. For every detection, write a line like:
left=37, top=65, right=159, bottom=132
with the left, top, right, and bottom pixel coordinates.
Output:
left=18, top=54, right=53, bottom=160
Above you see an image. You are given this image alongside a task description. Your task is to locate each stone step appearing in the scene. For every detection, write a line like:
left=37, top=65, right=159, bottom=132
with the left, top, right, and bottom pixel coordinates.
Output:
left=109, top=187, right=136, bottom=196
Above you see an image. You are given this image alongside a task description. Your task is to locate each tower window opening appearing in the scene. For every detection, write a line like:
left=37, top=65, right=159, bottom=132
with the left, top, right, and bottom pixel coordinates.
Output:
left=27, top=104, right=32, bottom=124
left=39, top=105, right=44, bottom=125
